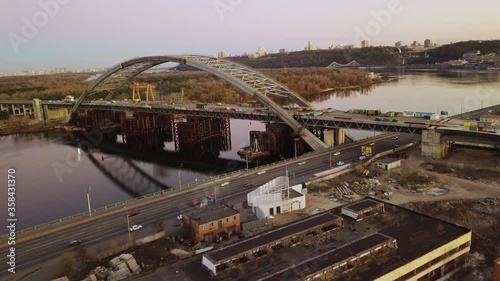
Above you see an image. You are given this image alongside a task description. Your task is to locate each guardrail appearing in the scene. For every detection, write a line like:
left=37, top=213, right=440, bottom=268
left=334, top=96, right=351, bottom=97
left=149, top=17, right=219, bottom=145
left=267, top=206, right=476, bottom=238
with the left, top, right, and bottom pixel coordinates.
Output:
left=0, top=132, right=399, bottom=241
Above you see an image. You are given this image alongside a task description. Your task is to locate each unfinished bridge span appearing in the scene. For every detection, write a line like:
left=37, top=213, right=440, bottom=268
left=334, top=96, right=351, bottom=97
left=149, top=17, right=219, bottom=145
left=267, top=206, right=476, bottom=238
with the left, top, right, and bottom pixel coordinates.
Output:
left=69, top=55, right=328, bottom=151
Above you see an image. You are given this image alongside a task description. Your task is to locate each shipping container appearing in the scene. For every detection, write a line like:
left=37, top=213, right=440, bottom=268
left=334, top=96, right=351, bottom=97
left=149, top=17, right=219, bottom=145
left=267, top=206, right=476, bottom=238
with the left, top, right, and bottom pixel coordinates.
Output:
left=415, top=112, right=434, bottom=119
left=367, top=109, right=382, bottom=116
left=403, top=111, right=415, bottom=117
left=308, top=111, right=323, bottom=117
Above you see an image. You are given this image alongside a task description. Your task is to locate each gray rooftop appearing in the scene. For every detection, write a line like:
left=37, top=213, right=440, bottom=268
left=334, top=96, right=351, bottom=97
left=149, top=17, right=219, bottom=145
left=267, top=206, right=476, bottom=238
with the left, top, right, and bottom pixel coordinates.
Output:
left=186, top=204, right=239, bottom=225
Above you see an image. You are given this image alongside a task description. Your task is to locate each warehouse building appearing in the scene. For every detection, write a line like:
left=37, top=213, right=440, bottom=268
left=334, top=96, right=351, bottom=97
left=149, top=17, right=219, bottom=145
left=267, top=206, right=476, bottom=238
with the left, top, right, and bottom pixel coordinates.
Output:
left=183, top=204, right=240, bottom=243
left=199, top=198, right=471, bottom=281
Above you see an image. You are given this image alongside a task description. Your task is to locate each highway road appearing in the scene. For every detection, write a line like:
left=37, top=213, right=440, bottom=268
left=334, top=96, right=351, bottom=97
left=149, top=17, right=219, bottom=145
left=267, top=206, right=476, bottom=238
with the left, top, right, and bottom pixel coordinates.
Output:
left=0, top=133, right=419, bottom=276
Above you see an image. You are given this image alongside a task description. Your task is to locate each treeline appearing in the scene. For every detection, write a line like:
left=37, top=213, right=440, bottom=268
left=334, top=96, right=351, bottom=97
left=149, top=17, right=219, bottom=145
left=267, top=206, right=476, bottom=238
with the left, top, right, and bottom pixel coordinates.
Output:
left=130, top=68, right=379, bottom=103
left=0, top=73, right=89, bottom=100
left=0, top=68, right=378, bottom=104
left=229, top=47, right=401, bottom=68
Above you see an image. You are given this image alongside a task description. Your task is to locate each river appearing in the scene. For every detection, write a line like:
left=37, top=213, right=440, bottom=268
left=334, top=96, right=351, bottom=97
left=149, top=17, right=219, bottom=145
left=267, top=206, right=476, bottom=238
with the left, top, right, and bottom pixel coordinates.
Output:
left=1, top=70, right=499, bottom=233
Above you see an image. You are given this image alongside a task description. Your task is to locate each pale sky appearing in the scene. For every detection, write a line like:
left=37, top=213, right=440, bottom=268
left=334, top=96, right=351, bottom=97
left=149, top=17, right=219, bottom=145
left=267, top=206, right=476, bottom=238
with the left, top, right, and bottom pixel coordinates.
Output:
left=1, top=0, right=499, bottom=72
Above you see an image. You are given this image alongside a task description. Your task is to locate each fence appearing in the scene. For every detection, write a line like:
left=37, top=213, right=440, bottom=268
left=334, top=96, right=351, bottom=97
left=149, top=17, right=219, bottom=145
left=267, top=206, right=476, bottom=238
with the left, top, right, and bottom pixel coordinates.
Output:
left=242, top=218, right=270, bottom=233
left=0, top=132, right=398, bottom=242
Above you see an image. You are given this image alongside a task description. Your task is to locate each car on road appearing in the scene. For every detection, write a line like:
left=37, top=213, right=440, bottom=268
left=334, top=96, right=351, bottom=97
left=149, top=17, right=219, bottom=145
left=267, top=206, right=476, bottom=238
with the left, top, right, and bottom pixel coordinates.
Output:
left=257, top=170, right=266, bottom=175
left=177, top=214, right=183, bottom=220
left=128, top=210, right=141, bottom=217
left=221, top=182, right=230, bottom=186
left=333, top=152, right=341, bottom=156
left=394, top=144, right=400, bottom=148
left=391, top=136, right=399, bottom=140
left=337, top=161, right=344, bottom=166
left=487, top=110, right=493, bottom=113
left=67, top=240, right=82, bottom=247
left=325, top=159, right=331, bottom=164
left=129, top=225, right=143, bottom=232
left=243, top=183, right=253, bottom=187
left=298, top=161, right=306, bottom=165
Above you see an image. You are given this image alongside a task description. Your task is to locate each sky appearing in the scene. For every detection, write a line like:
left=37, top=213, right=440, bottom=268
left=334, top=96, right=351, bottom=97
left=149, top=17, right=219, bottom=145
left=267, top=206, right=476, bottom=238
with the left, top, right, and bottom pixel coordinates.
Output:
left=1, top=0, right=499, bottom=72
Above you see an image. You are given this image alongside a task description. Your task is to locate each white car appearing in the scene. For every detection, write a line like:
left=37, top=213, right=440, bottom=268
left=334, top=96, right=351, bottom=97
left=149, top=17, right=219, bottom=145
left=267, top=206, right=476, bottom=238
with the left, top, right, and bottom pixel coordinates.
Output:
left=298, top=161, right=306, bottom=165
left=333, top=152, right=341, bottom=156
left=176, top=214, right=183, bottom=220
left=221, top=182, right=230, bottom=186
left=257, top=170, right=266, bottom=175
left=129, top=225, right=142, bottom=232
left=337, top=161, right=344, bottom=166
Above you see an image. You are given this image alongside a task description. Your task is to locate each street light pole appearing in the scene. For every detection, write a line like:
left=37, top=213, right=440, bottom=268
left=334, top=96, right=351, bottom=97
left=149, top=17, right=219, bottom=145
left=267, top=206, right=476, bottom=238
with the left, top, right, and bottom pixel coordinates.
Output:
left=329, top=152, right=332, bottom=168
left=245, top=155, right=249, bottom=171
left=279, top=155, right=288, bottom=178
left=294, top=140, right=297, bottom=159
left=86, top=186, right=92, bottom=217
left=126, top=209, right=131, bottom=242
left=178, top=164, right=183, bottom=188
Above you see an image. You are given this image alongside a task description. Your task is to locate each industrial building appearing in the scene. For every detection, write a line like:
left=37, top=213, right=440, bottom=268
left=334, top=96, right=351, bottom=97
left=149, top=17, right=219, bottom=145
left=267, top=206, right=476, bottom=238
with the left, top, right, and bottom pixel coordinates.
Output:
left=247, top=176, right=306, bottom=219
left=199, top=198, right=471, bottom=281
left=376, top=158, right=402, bottom=171
left=202, top=211, right=343, bottom=275
left=183, top=204, right=240, bottom=243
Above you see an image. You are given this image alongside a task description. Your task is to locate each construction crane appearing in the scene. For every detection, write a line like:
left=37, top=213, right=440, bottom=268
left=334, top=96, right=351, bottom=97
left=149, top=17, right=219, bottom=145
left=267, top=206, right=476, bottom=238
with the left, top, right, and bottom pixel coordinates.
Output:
left=131, top=83, right=156, bottom=102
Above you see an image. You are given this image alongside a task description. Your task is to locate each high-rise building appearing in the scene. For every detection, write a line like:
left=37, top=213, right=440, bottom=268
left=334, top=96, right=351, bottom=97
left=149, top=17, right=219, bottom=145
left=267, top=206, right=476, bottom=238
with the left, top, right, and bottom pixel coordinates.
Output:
left=424, top=39, right=432, bottom=48
left=217, top=51, right=227, bottom=58
left=279, top=49, right=287, bottom=54
left=256, top=47, right=267, bottom=57
left=306, top=41, right=313, bottom=51
left=361, top=40, right=370, bottom=48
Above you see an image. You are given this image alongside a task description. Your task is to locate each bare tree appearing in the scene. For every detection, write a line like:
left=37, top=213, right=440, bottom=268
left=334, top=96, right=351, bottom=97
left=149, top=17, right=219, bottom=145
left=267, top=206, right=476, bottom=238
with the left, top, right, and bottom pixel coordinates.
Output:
left=152, top=218, right=165, bottom=233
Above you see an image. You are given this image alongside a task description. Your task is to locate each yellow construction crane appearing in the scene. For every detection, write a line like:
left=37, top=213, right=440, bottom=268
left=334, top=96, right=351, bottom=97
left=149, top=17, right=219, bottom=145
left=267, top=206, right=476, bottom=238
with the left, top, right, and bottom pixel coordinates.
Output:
left=131, top=83, right=156, bottom=102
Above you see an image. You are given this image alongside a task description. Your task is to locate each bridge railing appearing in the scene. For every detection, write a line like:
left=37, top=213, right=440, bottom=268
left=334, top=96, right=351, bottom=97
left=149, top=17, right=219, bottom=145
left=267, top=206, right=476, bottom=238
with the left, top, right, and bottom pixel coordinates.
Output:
left=0, top=132, right=397, bottom=241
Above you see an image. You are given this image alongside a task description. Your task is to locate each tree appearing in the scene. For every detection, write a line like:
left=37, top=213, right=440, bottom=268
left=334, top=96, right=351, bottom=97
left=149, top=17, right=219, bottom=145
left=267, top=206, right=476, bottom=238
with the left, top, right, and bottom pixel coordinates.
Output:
left=152, top=218, right=165, bottom=233
left=0, top=110, right=9, bottom=120
left=56, top=251, right=77, bottom=277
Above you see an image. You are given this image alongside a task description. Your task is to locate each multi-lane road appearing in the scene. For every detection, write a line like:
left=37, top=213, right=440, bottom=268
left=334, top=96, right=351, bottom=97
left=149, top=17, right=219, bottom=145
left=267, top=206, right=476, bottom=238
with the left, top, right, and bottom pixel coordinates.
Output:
left=0, top=133, right=419, bottom=276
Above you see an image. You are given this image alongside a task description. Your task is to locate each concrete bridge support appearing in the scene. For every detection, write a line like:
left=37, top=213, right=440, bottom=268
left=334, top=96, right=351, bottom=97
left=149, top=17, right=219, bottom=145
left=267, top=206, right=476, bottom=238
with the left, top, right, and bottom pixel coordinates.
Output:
left=324, top=128, right=346, bottom=147
left=421, top=129, right=450, bottom=159
left=32, top=99, right=44, bottom=121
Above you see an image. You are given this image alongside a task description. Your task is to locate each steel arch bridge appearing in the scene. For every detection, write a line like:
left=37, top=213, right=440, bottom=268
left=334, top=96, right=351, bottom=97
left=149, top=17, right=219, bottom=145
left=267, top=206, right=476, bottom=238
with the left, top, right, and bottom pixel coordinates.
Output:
left=70, top=55, right=328, bottom=151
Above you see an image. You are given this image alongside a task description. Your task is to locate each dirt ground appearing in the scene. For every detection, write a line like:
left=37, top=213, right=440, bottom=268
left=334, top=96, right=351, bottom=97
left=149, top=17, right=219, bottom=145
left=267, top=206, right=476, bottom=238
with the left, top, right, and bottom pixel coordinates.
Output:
left=295, top=146, right=499, bottom=280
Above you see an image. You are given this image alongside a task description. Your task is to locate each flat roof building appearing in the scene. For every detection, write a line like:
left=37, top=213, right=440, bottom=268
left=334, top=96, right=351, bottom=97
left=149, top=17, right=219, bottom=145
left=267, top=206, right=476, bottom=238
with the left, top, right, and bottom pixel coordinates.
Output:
left=377, top=158, right=402, bottom=171
left=183, top=204, right=240, bottom=243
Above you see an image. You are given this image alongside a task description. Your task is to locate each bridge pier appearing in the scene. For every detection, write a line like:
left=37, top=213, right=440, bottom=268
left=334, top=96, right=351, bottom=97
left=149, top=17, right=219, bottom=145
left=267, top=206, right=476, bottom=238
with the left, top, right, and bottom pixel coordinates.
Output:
left=421, top=129, right=450, bottom=159
left=32, top=99, right=44, bottom=121
left=324, top=128, right=346, bottom=147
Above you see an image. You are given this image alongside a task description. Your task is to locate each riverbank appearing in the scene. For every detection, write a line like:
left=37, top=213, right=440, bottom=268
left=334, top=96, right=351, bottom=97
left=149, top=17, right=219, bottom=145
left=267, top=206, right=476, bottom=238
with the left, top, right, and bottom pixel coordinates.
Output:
left=0, top=121, right=60, bottom=136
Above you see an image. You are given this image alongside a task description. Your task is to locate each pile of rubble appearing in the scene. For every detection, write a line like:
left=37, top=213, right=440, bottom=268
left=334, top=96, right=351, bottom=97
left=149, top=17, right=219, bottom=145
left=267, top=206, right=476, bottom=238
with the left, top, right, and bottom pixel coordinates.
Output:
left=82, top=253, right=141, bottom=281
left=347, top=179, right=393, bottom=199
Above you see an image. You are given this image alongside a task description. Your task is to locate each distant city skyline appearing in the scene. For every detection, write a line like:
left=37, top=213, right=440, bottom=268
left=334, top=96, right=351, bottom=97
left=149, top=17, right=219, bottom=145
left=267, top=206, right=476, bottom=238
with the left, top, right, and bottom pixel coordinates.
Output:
left=1, top=0, right=499, bottom=72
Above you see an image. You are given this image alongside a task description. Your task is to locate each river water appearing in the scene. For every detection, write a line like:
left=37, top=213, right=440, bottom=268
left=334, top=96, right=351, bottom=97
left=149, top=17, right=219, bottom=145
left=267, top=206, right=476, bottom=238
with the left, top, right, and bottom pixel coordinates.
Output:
left=1, top=70, right=499, bottom=233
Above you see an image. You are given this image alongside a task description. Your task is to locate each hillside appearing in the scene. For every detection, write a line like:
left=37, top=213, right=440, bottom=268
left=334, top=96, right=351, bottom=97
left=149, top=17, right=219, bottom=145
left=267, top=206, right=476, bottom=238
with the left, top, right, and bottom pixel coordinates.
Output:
left=407, top=40, right=500, bottom=64
left=229, top=47, right=401, bottom=68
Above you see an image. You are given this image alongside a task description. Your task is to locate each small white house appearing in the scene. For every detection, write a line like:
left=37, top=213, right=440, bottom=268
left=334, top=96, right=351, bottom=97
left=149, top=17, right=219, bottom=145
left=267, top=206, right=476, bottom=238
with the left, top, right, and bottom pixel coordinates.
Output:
left=247, top=176, right=306, bottom=219
left=377, top=158, right=401, bottom=171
